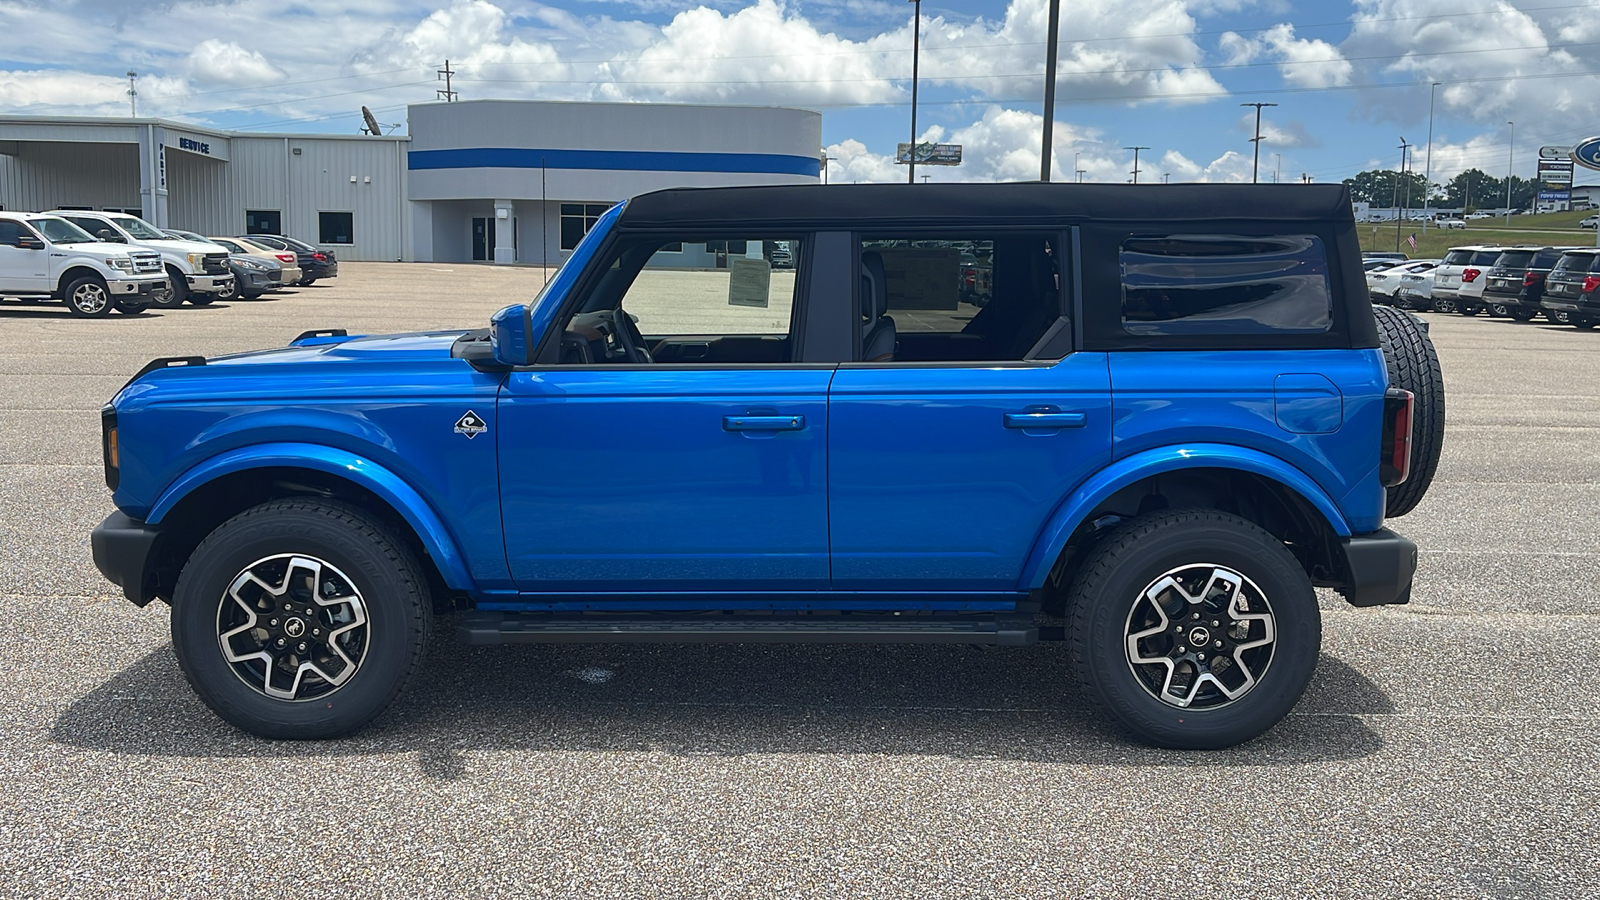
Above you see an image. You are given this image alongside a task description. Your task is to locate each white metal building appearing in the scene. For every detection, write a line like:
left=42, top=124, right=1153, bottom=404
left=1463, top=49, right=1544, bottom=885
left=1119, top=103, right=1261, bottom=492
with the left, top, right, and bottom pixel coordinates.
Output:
left=0, top=101, right=822, bottom=263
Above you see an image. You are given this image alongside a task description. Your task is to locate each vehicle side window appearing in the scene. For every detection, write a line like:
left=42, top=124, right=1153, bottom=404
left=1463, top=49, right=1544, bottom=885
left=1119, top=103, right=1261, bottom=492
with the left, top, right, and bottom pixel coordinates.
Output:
left=0, top=221, right=25, bottom=247
left=855, top=233, right=1065, bottom=362
left=555, top=236, right=803, bottom=365
left=1120, top=234, right=1332, bottom=336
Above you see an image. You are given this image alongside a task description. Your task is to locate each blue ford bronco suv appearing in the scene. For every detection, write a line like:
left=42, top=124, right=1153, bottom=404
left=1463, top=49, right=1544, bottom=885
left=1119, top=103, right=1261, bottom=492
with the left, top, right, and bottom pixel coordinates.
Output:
left=91, top=184, right=1441, bottom=749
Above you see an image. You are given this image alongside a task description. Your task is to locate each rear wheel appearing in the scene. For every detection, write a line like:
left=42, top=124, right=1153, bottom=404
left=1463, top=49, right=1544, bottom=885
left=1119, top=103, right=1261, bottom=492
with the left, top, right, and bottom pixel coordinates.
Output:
left=1373, top=305, right=1445, bottom=517
left=1508, top=308, right=1536, bottom=322
left=1489, top=303, right=1510, bottom=317
left=298, top=277, right=317, bottom=287
left=63, top=275, right=113, bottom=317
left=171, top=499, right=432, bottom=739
left=1068, top=509, right=1320, bottom=750
left=1458, top=303, right=1480, bottom=316
left=1434, top=297, right=1457, bottom=314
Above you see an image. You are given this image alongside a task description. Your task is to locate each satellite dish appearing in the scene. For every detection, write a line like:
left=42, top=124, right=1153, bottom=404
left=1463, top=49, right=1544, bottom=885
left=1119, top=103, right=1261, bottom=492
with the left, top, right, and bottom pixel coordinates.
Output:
left=361, top=106, right=382, bottom=136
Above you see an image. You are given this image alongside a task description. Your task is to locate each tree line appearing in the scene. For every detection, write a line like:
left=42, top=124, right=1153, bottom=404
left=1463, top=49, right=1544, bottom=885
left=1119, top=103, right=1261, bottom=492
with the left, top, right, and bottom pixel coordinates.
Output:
left=1342, top=168, right=1543, bottom=211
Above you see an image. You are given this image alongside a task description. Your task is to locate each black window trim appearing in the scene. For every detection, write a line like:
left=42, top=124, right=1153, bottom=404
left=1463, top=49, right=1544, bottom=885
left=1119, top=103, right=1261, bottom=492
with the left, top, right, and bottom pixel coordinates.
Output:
left=529, top=227, right=821, bottom=368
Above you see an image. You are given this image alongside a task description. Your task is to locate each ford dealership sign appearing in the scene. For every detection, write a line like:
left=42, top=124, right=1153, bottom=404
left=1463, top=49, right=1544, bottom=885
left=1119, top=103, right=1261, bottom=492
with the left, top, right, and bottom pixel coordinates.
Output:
left=1572, top=136, right=1600, bottom=171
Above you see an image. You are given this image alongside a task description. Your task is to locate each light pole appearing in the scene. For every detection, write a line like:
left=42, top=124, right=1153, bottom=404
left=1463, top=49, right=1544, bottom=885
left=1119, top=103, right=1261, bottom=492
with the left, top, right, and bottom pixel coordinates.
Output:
left=1040, top=0, right=1061, bottom=181
left=1395, top=137, right=1411, bottom=253
left=1162, top=172, right=1171, bottom=184
left=1075, top=169, right=1086, bottom=183
left=1274, top=153, right=1281, bottom=184
left=907, top=0, right=921, bottom=185
left=1423, top=82, right=1441, bottom=233
left=1241, top=102, right=1277, bottom=184
left=1125, top=146, right=1149, bottom=185
left=1505, top=120, right=1515, bottom=224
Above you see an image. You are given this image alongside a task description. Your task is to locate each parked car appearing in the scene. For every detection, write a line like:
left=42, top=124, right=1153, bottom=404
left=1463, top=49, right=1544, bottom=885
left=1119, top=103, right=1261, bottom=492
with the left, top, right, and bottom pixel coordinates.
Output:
left=52, top=211, right=232, bottom=309
left=1539, top=248, right=1600, bottom=329
left=1579, top=215, right=1599, bottom=229
left=0, top=212, right=167, bottom=316
left=1362, top=258, right=1399, bottom=272
left=240, top=234, right=337, bottom=285
left=1393, top=267, right=1440, bottom=311
left=209, top=237, right=302, bottom=285
left=1435, top=218, right=1466, bottom=230
left=1431, top=244, right=1503, bottom=315
left=1480, top=246, right=1576, bottom=321
left=1363, top=251, right=1409, bottom=261
left=1367, top=260, right=1439, bottom=305
left=92, top=183, right=1439, bottom=750
left=209, top=237, right=302, bottom=298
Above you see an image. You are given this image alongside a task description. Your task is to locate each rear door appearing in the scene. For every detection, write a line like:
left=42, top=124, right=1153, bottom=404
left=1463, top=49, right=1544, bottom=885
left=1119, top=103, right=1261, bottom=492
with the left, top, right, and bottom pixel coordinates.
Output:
left=827, top=230, right=1112, bottom=593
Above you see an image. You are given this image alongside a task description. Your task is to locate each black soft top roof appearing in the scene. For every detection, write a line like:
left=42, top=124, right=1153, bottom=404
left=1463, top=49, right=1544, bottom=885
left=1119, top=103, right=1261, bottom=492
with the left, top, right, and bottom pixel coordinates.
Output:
left=617, top=182, right=1356, bottom=230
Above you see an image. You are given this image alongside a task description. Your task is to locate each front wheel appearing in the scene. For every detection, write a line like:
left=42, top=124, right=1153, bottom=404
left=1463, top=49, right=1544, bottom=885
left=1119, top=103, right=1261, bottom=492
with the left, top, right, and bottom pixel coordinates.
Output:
left=1067, top=509, right=1320, bottom=750
left=171, top=499, right=432, bottom=740
left=63, top=275, right=113, bottom=317
left=153, top=269, right=187, bottom=308
left=187, top=292, right=216, bottom=306
left=1458, top=303, right=1480, bottom=317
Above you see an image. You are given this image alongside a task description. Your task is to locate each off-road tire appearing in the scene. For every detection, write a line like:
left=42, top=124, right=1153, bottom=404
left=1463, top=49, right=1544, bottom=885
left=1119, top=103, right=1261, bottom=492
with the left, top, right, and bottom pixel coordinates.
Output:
left=1067, top=509, right=1321, bottom=750
left=1373, top=305, right=1445, bottom=518
left=63, top=275, right=113, bottom=317
left=171, top=499, right=432, bottom=740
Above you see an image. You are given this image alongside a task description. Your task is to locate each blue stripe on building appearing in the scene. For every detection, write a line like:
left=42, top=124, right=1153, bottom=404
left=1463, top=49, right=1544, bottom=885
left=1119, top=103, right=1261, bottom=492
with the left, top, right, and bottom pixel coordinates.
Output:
left=409, top=147, right=820, bottom=177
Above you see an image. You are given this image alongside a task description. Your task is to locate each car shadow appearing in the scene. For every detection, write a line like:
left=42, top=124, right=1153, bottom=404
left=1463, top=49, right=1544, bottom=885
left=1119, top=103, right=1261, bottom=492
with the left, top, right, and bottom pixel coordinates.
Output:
left=0, top=308, right=167, bottom=319
left=52, top=630, right=1391, bottom=774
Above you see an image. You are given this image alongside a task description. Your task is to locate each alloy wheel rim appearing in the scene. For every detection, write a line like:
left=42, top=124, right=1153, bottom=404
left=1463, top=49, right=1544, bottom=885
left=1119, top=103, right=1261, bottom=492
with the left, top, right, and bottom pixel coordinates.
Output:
left=216, top=554, right=370, bottom=701
left=72, top=283, right=109, bottom=313
left=1123, top=563, right=1277, bottom=710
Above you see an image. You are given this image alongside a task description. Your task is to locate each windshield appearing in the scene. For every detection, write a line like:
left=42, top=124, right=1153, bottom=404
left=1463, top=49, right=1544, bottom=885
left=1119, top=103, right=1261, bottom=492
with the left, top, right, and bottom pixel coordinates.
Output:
left=1494, top=251, right=1535, bottom=269
left=32, top=216, right=98, bottom=244
left=109, top=215, right=169, bottom=240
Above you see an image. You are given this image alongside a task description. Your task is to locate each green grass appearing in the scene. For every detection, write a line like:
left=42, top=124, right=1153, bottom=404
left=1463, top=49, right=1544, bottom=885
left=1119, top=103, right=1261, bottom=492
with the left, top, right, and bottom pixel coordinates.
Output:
left=1358, top=211, right=1599, bottom=259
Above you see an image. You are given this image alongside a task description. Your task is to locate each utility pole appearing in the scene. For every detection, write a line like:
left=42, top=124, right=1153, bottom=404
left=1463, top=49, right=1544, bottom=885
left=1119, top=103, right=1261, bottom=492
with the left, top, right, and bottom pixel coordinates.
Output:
left=907, top=0, right=922, bottom=185
left=1075, top=169, right=1086, bottom=183
left=1274, top=153, right=1282, bottom=184
left=1505, top=120, right=1515, bottom=224
left=1302, top=173, right=1312, bottom=184
left=1241, top=102, right=1277, bottom=184
left=436, top=60, right=458, bottom=102
left=1162, top=172, right=1171, bottom=184
left=1040, top=0, right=1061, bottom=181
left=126, top=71, right=138, bottom=117
left=1125, top=146, right=1149, bottom=185
left=1395, top=138, right=1411, bottom=253
left=1423, top=82, right=1441, bottom=233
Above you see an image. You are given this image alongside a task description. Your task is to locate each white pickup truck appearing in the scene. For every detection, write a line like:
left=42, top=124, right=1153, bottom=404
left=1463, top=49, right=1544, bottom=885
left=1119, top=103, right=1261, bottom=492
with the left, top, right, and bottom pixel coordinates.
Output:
left=50, top=210, right=232, bottom=308
left=0, top=212, right=169, bottom=317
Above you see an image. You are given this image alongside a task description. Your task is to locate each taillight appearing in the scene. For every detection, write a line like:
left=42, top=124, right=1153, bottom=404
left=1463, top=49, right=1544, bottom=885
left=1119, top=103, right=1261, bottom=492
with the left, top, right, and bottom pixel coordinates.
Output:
left=1380, top=389, right=1414, bottom=489
left=1583, top=276, right=1600, bottom=293
left=100, top=404, right=119, bottom=491
left=1523, top=271, right=1541, bottom=286
left=1462, top=268, right=1480, bottom=282
left=276, top=253, right=295, bottom=263
left=313, top=252, right=327, bottom=261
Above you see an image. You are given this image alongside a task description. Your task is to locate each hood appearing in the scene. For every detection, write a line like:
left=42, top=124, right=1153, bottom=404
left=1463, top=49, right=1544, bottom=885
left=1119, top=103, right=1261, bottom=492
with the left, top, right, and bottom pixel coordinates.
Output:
left=150, top=237, right=226, bottom=254
left=206, top=330, right=469, bottom=367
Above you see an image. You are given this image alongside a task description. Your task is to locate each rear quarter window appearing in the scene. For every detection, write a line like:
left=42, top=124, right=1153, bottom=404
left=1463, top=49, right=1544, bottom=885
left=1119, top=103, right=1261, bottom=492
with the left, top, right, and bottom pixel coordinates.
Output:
left=1120, top=234, right=1332, bottom=336
left=1495, top=251, right=1535, bottom=269
left=1443, top=250, right=1473, bottom=265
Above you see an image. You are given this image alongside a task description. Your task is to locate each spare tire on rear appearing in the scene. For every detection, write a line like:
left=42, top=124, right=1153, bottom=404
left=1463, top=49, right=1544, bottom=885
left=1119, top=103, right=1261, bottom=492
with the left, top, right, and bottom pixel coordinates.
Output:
left=1372, top=305, right=1444, bottom=517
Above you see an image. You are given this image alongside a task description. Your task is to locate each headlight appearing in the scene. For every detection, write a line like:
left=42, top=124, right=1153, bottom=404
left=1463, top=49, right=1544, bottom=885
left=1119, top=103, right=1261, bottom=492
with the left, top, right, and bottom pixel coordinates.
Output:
left=106, top=257, right=135, bottom=273
left=236, top=257, right=269, bottom=270
left=187, top=252, right=204, bottom=268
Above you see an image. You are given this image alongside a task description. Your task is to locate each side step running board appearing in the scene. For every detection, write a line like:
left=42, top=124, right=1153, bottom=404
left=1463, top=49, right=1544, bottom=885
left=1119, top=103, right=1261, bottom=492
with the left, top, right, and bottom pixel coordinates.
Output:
left=458, top=612, right=1039, bottom=646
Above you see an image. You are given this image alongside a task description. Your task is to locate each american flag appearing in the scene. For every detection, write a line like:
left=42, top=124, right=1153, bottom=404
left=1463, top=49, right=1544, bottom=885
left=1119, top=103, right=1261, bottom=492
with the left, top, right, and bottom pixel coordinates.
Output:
left=1407, top=233, right=1418, bottom=251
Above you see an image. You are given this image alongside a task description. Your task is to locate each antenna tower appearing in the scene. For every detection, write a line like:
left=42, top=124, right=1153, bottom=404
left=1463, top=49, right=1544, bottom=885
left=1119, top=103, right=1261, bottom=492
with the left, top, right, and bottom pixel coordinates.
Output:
left=127, top=70, right=138, bottom=117
left=436, top=60, right=458, bottom=102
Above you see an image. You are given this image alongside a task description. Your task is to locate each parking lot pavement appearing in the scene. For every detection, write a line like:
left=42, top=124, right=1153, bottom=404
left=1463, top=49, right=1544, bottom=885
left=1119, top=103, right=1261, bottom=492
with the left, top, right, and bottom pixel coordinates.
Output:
left=2, top=267, right=1597, bottom=897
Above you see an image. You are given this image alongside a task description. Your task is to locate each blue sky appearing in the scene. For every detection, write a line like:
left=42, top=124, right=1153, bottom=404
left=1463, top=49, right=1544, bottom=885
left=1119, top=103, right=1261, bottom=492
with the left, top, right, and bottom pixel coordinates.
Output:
left=2, top=0, right=1597, bottom=186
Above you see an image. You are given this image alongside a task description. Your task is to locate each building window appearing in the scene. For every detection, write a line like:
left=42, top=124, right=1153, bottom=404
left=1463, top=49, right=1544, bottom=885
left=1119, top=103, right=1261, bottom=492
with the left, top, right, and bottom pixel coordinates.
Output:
left=319, top=212, right=354, bottom=245
left=560, top=203, right=610, bottom=251
left=246, top=210, right=282, bottom=235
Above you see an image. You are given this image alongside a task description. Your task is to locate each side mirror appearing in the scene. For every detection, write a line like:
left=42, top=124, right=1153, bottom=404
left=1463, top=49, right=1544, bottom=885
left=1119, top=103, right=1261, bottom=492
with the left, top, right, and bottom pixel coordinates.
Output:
left=489, top=304, right=531, bottom=366
left=16, top=236, right=43, bottom=250
left=96, top=229, right=124, bottom=243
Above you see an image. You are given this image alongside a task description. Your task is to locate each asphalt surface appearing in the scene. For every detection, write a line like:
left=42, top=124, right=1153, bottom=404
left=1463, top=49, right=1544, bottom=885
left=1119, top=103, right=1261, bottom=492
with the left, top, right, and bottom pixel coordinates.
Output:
left=2, top=266, right=1596, bottom=898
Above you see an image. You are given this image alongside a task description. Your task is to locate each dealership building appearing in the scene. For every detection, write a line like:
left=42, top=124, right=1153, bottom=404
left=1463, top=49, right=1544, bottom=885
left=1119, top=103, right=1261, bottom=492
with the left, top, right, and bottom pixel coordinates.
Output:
left=0, top=100, right=822, bottom=263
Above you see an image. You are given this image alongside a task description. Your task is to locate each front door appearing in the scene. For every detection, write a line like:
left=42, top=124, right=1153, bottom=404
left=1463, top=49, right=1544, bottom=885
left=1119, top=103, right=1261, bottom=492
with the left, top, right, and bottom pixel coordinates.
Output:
left=498, top=231, right=831, bottom=595
left=471, top=217, right=495, bottom=262
left=0, top=221, right=49, bottom=292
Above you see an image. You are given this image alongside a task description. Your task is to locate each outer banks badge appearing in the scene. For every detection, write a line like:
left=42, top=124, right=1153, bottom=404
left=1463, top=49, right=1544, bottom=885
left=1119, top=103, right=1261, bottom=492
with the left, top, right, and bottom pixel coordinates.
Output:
left=454, top=410, right=488, bottom=440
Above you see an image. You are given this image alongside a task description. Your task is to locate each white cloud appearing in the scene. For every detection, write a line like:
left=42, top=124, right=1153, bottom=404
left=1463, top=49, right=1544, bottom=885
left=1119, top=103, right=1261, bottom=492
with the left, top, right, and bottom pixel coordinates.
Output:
left=188, top=40, right=286, bottom=87
left=1221, top=23, right=1351, bottom=89
left=1160, top=148, right=1255, bottom=182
